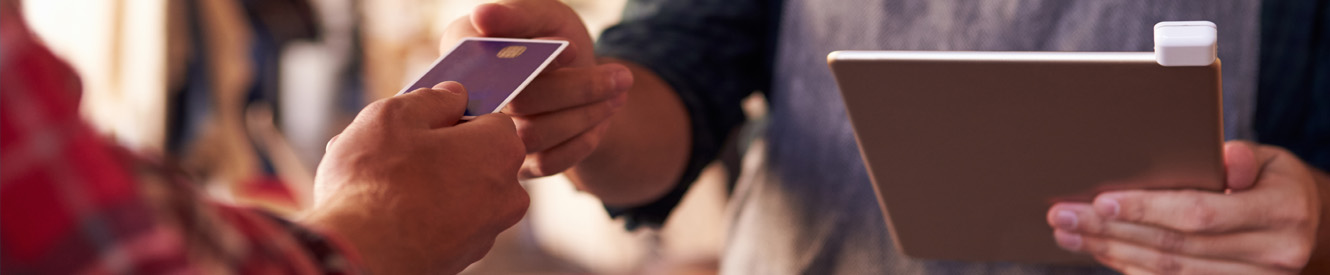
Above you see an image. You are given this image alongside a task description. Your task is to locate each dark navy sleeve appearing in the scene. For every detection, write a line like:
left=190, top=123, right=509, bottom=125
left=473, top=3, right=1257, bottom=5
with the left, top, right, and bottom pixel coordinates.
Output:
left=595, top=0, right=780, bottom=230
left=1255, top=0, right=1330, bottom=171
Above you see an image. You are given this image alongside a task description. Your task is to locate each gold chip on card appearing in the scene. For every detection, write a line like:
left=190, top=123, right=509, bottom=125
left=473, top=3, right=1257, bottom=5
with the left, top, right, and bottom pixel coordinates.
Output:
left=497, top=45, right=527, bottom=58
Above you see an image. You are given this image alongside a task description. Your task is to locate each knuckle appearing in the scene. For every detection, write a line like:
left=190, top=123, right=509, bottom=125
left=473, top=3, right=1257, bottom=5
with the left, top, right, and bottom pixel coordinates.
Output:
left=1177, top=198, right=1217, bottom=232
left=1272, top=200, right=1313, bottom=228
left=1265, top=251, right=1311, bottom=271
left=1262, top=239, right=1313, bottom=270
left=1153, top=230, right=1187, bottom=253
left=373, top=97, right=410, bottom=119
left=360, top=99, right=392, bottom=119
left=587, top=70, right=609, bottom=101
left=1104, top=192, right=1147, bottom=222
left=513, top=120, right=543, bottom=151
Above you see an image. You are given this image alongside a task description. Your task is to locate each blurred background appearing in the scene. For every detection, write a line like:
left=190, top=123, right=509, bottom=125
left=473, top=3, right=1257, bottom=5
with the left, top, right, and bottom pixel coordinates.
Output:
left=20, top=0, right=735, bottom=273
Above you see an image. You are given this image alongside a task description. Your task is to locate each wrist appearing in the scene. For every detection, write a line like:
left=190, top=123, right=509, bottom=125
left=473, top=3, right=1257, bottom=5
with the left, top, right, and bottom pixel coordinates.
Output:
left=297, top=196, right=395, bottom=274
left=279, top=211, right=368, bottom=274
left=298, top=189, right=474, bottom=275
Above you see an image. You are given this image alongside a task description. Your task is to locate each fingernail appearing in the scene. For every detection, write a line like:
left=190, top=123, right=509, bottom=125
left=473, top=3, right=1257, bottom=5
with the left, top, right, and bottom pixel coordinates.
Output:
left=433, top=81, right=464, bottom=94
left=1095, top=197, right=1121, bottom=218
left=325, top=134, right=340, bottom=152
left=1053, top=210, right=1078, bottom=230
left=1054, top=231, right=1084, bottom=251
left=612, top=68, right=632, bottom=91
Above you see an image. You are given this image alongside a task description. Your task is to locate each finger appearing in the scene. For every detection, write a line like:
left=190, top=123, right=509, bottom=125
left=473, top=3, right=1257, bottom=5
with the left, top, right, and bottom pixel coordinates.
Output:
left=471, top=2, right=594, bottom=67
left=357, top=82, right=467, bottom=130
left=471, top=1, right=574, bottom=40
left=1092, top=189, right=1266, bottom=233
left=441, top=112, right=525, bottom=163
left=439, top=20, right=577, bottom=68
left=408, top=81, right=469, bottom=128
left=326, top=134, right=340, bottom=152
left=1050, top=203, right=1304, bottom=266
left=520, top=120, right=610, bottom=178
left=434, top=81, right=470, bottom=124
left=441, top=15, right=485, bottom=55
left=1092, top=255, right=1155, bottom=275
left=505, top=64, right=632, bottom=115
left=446, top=112, right=518, bottom=135
left=1096, top=222, right=1310, bottom=270
left=512, top=91, right=626, bottom=153
left=532, top=36, right=578, bottom=69
left=1071, top=232, right=1288, bottom=275
left=1224, top=141, right=1260, bottom=191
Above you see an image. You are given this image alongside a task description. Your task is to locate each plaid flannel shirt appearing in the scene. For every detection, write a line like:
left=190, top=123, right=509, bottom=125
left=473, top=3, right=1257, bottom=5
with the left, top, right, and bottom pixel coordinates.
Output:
left=0, top=4, right=364, bottom=274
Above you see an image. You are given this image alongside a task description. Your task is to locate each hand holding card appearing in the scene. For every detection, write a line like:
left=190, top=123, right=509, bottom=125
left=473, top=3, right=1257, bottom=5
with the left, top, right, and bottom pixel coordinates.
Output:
left=398, top=37, right=568, bottom=119
left=441, top=1, right=635, bottom=179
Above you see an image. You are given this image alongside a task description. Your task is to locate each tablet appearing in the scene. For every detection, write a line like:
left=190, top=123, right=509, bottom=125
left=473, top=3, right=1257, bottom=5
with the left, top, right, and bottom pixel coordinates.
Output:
left=827, top=50, right=1224, bottom=264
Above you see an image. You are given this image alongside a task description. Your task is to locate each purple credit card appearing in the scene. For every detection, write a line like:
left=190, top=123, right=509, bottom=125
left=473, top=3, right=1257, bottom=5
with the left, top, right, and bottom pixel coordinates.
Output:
left=398, top=38, right=568, bottom=118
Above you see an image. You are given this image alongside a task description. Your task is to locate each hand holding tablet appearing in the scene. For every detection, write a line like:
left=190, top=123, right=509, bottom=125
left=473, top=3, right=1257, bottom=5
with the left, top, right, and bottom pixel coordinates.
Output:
left=828, top=21, right=1226, bottom=264
left=1048, top=141, right=1322, bottom=274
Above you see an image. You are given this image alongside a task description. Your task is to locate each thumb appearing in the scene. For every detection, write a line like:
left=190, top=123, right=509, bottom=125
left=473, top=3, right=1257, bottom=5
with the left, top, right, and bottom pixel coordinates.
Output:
left=471, top=2, right=569, bottom=38
left=1223, top=141, right=1259, bottom=191
left=390, top=81, right=469, bottom=129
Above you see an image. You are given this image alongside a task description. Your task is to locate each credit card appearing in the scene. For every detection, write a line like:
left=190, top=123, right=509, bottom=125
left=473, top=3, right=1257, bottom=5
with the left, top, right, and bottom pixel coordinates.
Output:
left=397, top=37, right=568, bottom=119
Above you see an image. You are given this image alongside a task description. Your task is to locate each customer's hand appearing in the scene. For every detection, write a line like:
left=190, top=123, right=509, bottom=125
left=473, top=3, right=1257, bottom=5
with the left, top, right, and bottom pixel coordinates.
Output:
left=442, top=0, right=632, bottom=178
left=301, top=82, right=528, bottom=274
left=1047, top=141, right=1320, bottom=274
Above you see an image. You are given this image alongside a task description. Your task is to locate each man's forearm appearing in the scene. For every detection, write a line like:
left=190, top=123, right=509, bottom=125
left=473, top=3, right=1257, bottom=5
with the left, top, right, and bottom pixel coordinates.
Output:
left=565, top=59, right=692, bottom=207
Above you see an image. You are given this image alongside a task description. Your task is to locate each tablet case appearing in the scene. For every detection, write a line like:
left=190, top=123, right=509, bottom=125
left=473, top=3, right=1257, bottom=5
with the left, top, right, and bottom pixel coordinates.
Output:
left=828, top=51, right=1224, bottom=264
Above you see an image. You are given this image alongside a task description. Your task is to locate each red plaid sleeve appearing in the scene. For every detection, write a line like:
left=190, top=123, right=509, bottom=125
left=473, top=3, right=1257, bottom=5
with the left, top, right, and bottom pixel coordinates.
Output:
left=1, top=4, right=364, bottom=274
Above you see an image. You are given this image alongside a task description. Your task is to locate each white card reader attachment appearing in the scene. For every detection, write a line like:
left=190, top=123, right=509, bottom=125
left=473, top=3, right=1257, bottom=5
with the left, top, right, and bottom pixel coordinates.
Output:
left=1154, top=21, right=1217, bottom=67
